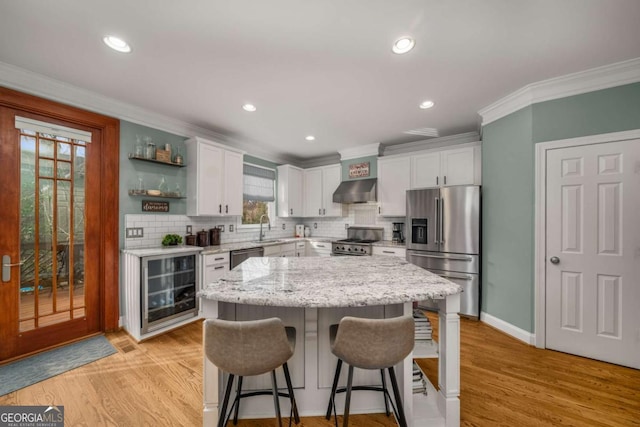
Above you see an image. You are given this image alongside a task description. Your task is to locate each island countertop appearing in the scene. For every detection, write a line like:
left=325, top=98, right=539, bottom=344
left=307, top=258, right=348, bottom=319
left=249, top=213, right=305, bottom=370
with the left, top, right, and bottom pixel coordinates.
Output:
left=198, top=255, right=462, bottom=308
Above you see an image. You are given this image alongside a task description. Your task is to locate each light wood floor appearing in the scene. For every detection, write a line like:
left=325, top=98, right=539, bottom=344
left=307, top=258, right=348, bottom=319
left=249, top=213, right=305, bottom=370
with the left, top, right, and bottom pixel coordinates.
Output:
left=1, top=315, right=639, bottom=427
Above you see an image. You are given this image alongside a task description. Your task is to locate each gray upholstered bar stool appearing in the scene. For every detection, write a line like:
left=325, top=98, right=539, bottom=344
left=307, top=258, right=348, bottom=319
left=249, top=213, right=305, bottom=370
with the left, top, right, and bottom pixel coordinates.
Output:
left=325, top=316, right=415, bottom=427
left=204, top=318, right=300, bottom=427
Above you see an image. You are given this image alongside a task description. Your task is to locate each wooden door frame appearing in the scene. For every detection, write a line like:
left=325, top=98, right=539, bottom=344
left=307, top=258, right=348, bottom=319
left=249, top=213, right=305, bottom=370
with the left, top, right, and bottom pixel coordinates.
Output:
left=0, top=86, right=120, bottom=333
left=533, top=128, right=640, bottom=348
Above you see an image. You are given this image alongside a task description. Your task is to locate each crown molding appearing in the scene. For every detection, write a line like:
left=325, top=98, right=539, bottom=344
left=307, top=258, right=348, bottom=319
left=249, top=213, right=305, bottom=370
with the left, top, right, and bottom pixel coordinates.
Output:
left=381, top=131, right=480, bottom=157
left=338, top=143, right=381, bottom=160
left=0, top=61, right=300, bottom=166
left=478, top=57, right=640, bottom=126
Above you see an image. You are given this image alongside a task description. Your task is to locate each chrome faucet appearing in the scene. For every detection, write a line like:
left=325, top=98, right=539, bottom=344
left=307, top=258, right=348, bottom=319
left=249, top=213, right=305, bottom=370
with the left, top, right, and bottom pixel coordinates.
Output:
left=259, top=214, right=271, bottom=241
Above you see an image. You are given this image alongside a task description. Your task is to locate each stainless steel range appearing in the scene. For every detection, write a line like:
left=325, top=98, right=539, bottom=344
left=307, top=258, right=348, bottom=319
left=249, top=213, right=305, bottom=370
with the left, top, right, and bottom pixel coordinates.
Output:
left=331, top=226, right=383, bottom=256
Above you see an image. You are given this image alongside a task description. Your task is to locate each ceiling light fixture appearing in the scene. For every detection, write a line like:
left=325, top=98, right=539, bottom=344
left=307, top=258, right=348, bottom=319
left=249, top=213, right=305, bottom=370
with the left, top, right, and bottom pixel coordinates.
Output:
left=242, top=104, right=257, bottom=112
left=392, top=37, right=415, bottom=54
left=419, top=100, right=435, bottom=109
left=305, top=135, right=315, bottom=141
left=103, top=35, right=131, bottom=53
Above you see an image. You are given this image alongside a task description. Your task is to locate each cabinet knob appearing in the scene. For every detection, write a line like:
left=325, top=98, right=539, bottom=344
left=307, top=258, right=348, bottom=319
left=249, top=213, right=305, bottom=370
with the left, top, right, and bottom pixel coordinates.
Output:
left=219, top=204, right=222, bottom=214
left=290, top=208, right=293, bottom=215
left=225, top=205, right=228, bottom=214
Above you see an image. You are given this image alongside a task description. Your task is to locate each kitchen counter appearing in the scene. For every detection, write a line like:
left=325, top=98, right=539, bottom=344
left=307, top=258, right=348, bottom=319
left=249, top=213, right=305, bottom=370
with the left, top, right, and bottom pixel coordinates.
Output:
left=121, top=246, right=203, bottom=257
left=199, top=256, right=460, bottom=307
left=199, top=236, right=333, bottom=255
left=200, top=255, right=462, bottom=427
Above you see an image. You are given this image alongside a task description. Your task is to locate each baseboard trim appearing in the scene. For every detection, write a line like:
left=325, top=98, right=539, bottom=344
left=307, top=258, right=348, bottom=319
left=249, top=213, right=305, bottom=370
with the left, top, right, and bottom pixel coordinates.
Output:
left=480, top=312, right=536, bottom=345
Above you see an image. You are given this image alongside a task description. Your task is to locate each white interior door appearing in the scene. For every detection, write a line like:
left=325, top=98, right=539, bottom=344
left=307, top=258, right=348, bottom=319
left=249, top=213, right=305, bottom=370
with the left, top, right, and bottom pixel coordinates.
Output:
left=545, top=139, right=640, bottom=369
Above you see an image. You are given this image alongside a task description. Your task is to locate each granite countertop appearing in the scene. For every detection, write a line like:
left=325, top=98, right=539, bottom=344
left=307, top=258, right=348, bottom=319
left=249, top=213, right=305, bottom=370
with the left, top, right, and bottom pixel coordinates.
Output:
left=200, top=236, right=334, bottom=255
left=121, top=246, right=203, bottom=257
left=198, top=256, right=462, bottom=308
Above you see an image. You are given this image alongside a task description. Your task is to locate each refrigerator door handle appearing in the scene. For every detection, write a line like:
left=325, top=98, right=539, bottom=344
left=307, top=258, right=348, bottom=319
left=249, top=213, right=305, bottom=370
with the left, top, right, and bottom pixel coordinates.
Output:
left=440, top=197, right=445, bottom=245
left=409, top=252, right=473, bottom=262
left=434, top=197, right=439, bottom=245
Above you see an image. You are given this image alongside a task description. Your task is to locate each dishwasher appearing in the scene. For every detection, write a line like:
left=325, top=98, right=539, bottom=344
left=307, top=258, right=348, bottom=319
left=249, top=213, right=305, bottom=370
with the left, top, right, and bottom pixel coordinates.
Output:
left=230, top=247, right=264, bottom=269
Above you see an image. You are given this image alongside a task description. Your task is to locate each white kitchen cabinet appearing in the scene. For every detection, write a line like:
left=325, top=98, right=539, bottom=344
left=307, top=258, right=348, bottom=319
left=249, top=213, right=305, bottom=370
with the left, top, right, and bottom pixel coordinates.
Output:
left=277, top=165, right=304, bottom=217
left=306, top=240, right=331, bottom=257
left=410, top=146, right=477, bottom=188
left=377, top=156, right=411, bottom=216
left=263, top=244, right=282, bottom=257
left=186, top=137, right=244, bottom=216
left=280, top=243, right=296, bottom=257
left=295, top=241, right=306, bottom=257
left=303, top=164, right=345, bottom=217
left=372, top=246, right=406, bottom=257
left=263, top=243, right=296, bottom=257
left=203, top=252, right=230, bottom=285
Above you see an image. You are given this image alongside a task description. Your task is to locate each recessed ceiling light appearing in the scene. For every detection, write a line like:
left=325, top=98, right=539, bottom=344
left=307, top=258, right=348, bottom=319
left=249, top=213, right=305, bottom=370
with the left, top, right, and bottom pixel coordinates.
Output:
left=305, top=135, right=315, bottom=141
left=419, top=100, right=435, bottom=109
left=242, top=104, right=257, bottom=112
left=392, top=37, right=415, bottom=54
left=103, top=35, right=131, bottom=53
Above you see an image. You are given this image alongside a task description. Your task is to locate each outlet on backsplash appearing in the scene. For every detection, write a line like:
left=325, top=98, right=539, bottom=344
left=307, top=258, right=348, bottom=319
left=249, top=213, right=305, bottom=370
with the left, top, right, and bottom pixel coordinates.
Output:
left=282, top=223, right=286, bottom=230
left=229, top=224, right=234, bottom=232
left=217, top=225, right=225, bottom=232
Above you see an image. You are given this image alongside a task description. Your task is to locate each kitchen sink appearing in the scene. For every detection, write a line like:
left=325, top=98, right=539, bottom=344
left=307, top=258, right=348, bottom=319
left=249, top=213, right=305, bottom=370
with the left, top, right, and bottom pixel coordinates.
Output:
left=252, top=239, right=284, bottom=244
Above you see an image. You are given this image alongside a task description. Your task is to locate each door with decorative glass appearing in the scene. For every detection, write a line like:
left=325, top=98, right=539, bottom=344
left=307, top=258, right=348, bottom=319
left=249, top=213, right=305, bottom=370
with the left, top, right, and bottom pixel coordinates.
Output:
left=0, top=110, right=101, bottom=360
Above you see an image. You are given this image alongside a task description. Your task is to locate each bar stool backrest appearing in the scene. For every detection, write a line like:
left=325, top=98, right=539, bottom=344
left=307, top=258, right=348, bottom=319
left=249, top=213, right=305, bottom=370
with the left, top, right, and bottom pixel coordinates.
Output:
left=332, top=316, right=415, bottom=370
left=204, top=317, right=294, bottom=376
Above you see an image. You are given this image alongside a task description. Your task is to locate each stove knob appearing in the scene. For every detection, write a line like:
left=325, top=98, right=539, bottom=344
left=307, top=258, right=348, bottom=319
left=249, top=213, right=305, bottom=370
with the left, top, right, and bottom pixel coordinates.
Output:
left=347, top=248, right=351, bottom=251
left=360, top=248, right=364, bottom=252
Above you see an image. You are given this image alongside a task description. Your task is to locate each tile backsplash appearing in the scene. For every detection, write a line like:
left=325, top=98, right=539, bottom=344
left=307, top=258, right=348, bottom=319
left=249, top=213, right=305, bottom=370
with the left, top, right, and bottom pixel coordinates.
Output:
left=123, top=205, right=405, bottom=249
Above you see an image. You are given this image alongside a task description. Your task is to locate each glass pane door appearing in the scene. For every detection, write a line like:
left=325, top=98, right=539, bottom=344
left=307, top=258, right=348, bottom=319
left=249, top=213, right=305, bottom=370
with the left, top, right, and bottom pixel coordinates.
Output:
left=18, top=130, right=87, bottom=332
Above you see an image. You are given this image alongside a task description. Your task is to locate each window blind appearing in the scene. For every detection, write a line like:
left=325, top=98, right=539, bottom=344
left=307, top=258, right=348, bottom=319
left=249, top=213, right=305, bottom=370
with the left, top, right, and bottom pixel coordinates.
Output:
left=15, top=116, right=92, bottom=143
left=243, top=164, right=276, bottom=202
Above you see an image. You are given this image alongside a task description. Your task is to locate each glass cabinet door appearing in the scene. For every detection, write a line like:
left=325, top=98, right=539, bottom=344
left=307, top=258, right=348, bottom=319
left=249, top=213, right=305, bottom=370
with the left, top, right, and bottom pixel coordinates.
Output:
left=143, top=253, right=197, bottom=331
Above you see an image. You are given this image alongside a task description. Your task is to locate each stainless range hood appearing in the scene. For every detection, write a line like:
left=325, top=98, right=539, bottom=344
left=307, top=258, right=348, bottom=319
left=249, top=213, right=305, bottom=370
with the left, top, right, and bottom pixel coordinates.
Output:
left=332, top=178, right=377, bottom=203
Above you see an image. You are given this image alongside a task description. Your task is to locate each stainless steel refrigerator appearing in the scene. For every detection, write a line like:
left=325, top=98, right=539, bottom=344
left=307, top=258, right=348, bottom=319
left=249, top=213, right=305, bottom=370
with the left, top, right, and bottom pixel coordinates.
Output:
left=406, top=185, right=481, bottom=318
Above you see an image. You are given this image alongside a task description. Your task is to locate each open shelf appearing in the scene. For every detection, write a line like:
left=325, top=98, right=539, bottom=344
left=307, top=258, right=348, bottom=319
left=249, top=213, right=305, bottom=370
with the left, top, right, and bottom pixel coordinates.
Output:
left=128, top=189, right=185, bottom=199
left=128, top=153, right=185, bottom=167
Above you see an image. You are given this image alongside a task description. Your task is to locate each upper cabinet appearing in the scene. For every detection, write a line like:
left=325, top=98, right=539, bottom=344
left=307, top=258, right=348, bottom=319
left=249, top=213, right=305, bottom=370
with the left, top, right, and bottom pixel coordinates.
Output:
left=411, top=146, right=477, bottom=188
left=379, top=143, right=481, bottom=217
left=303, top=164, right=344, bottom=217
left=185, top=137, right=243, bottom=216
left=277, top=164, right=304, bottom=217
left=378, top=156, right=411, bottom=216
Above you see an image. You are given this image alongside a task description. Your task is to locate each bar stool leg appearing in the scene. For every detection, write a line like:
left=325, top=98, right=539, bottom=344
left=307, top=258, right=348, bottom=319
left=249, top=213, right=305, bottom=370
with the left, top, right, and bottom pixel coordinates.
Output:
left=325, top=359, right=343, bottom=420
left=380, top=369, right=391, bottom=416
left=218, top=374, right=235, bottom=427
left=388, top=367, right=408, bottom=427
left=232, top=376, right=243, bottom=425
left=271, top=370, right=283, bottom=427
left=282, top=362, right=300, bottom=424
left=343, top=365, right=354, bottom=427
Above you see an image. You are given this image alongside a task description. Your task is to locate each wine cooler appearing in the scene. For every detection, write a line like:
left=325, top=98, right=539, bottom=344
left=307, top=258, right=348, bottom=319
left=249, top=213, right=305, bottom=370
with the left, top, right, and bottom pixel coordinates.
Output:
left=141, top=252, right=199, bottom=334
left=123, top=249, right=202, bottom=341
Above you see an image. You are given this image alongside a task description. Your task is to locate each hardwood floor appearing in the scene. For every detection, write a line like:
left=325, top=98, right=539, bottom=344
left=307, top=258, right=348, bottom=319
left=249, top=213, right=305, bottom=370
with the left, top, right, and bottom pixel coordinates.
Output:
left=1, top=316, right=638, bottom=426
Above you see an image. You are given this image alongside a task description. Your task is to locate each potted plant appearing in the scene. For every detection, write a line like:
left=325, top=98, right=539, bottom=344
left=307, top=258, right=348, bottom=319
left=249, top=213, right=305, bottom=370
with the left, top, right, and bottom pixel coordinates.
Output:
left=162, top=234, right=183, bottom=246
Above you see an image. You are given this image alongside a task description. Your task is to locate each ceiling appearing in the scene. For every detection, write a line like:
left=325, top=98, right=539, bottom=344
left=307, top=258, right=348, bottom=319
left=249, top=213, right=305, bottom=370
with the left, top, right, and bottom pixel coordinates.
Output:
left=1, top=1, right=639, bottom=162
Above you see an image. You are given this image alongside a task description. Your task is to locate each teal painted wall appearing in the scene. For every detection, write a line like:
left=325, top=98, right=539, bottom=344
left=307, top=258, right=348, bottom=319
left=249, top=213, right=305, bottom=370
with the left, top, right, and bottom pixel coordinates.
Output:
left=119, top=121, right=187, bottom=247
left=482, top=107, right=535, bottom=332
left=532, top=83, right=640, bottom=143
left=482, top=82, right=640, bottom=333
left=341, top=155, right=378, bottom=181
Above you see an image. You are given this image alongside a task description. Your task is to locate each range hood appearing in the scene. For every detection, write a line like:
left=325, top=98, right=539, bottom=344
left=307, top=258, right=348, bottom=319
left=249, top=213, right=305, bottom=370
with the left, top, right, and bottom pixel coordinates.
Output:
left=332, top=178, right=377, bottom=203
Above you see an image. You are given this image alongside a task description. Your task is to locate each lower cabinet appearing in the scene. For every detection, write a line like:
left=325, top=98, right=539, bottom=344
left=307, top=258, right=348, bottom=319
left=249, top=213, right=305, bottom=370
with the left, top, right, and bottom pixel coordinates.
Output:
left=372, top=246, right=406, bottom=257
left=203, top=252, right=230, bottom=286
left=306, top=240, right=331, bottom=256
left=295, top=241, right=306, bottom=257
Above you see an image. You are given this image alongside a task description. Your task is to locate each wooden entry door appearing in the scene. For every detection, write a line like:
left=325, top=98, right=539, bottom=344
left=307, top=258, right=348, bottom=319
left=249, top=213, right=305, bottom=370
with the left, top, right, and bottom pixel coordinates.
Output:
left=545, top=139, right=640, bottom=369
left=0, top=88, right=120, bottom=362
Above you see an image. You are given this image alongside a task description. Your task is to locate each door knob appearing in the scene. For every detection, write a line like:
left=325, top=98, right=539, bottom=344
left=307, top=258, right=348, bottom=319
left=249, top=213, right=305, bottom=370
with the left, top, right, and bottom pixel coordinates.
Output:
left=550, top=256, right=560, bottom=264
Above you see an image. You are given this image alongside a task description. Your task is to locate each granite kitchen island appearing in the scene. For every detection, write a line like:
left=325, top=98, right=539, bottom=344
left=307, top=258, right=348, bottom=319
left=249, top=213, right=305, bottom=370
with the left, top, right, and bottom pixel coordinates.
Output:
left=199, top=256, right=462, bottom=427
